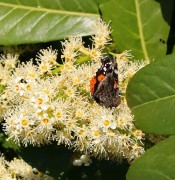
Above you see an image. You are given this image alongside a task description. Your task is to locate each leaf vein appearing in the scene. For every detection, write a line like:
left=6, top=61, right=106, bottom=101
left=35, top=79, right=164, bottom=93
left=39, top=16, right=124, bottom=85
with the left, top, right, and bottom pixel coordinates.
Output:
left=0, top=2, right=98, bottom=17
left=6, top=10, right=33, bottom=33
left=0, top=8, right=15, bottom=21
left=135, top=0, right=148, bottom=59
left=16, top=0, right=21, bottom=5
left=143, top=169, right=173, bottom=180
left=160, top=80, right=175, bottom=93
left=142, top=10, right=160, bottom=28
left=131, top=94, right=175, bottom=111
left=37, top=0, right=42, bottom=7
left=27, top=12, right=49, bottom=32
left=118, top=22, right=139, bottom=38
left=114, top=2, right=135, bottom=16
left=46, top=15, right=68, bottom=34
left=56, top=0, right=64, bottom=10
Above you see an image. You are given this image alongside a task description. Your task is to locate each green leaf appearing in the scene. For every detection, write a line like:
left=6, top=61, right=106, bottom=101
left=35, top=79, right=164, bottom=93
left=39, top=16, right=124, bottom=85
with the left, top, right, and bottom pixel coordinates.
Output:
left=126, top=54, right=175, bottom=135
left=127, top=136, right=175, bottom=180
left=0, top=0, right=99, bottom=45
left=99, top=0, right=171, bottom=60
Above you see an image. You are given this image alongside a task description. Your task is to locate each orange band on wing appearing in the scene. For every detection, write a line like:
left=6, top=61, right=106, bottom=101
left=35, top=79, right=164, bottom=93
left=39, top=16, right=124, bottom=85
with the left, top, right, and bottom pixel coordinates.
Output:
left=90, top=76, right=97, bottom=94
left=97, top=74, right=105, bottom=81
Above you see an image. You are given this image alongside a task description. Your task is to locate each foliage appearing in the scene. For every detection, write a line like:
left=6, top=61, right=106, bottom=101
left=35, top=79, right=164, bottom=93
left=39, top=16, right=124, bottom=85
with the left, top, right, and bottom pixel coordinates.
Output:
left=99, top=0, right=171, bottom=60
left=0, top=0, right=175, bottom=180
left=127, top=136, right=175, bottom=180
left=0, top=0, right=99, bottom=45
left=127, top=54, right=175, bottom=135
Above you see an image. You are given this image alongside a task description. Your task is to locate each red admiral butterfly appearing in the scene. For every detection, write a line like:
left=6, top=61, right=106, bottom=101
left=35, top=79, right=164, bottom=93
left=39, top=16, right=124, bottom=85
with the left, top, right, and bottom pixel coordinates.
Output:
left=90, top=56, right=121, bottom=108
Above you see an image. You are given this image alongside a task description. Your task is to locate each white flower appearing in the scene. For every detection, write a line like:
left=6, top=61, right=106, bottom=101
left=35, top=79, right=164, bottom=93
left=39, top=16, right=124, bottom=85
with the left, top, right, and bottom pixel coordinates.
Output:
left=95, top=107, right=116, bottom=132
left=36, top=46, right=58, bottom=65
left=61, top=36, right=83, bottom=62
left=31, top=93, right=50, bottom=110
left=36, top=113, right=55, bottom=136
left=0, top=53, right=19, bottom=69
left=91, top=19, right=111, bottom=48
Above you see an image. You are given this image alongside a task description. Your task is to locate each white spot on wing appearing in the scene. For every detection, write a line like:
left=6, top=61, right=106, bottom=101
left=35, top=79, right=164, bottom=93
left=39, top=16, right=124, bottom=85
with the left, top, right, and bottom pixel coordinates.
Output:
left=114, top=69, right=118, bottom=74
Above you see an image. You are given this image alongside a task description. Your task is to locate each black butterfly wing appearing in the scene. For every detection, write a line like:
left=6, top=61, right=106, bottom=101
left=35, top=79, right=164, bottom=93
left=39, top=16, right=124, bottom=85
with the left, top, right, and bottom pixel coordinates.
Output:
left=93, top=74, right=121, bottom=108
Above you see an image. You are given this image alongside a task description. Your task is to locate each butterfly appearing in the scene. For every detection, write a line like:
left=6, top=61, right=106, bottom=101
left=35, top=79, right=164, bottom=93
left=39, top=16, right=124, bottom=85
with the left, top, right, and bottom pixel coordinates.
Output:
left=90, top=56, right=121, bottom=108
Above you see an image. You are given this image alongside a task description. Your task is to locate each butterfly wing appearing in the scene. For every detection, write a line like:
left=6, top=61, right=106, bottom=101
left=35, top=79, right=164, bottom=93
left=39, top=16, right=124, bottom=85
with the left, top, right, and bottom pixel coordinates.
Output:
left=93, top=73, right=121, bottom=108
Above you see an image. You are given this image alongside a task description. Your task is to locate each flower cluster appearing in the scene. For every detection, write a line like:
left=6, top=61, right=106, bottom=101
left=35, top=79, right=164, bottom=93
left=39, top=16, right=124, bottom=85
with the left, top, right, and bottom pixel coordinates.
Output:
left=0, top=19, right=148, bottom=163
left=0, top=155, right=53, bottom=179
